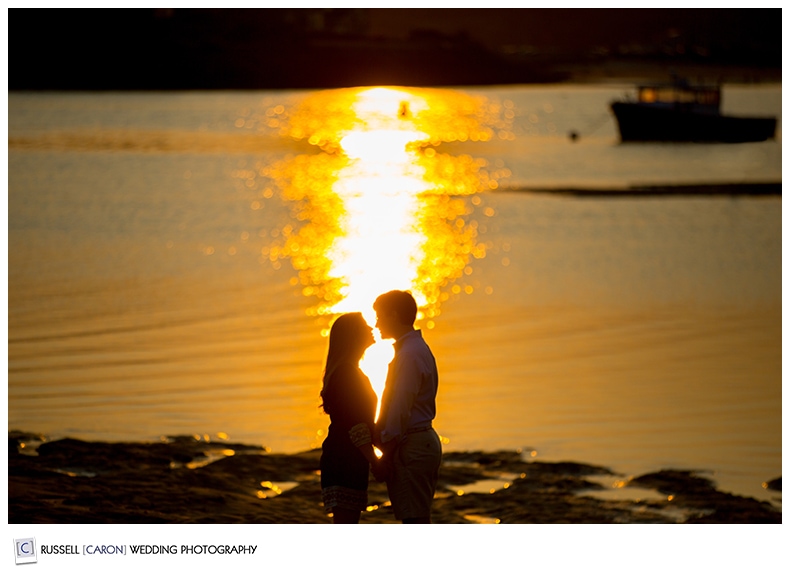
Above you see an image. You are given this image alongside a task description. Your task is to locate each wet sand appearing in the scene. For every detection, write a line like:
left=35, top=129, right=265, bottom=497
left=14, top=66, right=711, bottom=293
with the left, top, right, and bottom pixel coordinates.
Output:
left=505, top=182, right=782, bottom=197
left=8, top=431, right=780, bottom=524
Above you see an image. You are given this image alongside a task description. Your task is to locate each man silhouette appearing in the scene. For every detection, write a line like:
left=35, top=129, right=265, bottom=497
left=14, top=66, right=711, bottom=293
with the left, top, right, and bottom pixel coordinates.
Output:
left=373, top=290, right=442, bottom=523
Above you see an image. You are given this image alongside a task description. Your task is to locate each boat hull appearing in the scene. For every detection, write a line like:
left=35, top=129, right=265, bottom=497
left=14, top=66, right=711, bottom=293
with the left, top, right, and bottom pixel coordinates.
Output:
left=610, top=102, right=777, bottom=143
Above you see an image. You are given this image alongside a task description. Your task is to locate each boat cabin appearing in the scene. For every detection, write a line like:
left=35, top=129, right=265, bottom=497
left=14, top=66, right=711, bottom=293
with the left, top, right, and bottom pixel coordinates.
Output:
left=636, top=84, right=721, bottom=111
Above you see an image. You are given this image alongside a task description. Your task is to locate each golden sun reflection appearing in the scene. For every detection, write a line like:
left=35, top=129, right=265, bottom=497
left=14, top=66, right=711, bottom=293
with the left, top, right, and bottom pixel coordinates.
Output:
left=247, top=86, right=512, bottom=396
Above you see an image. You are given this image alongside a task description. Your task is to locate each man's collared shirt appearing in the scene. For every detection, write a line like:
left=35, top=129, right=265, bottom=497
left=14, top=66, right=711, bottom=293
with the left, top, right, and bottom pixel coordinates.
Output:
left=376, top=329, right=438, bottom=446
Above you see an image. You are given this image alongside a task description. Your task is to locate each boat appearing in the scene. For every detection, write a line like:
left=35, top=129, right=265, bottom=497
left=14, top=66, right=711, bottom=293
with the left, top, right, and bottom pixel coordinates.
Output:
left=610, top=79, right=777, bottom=143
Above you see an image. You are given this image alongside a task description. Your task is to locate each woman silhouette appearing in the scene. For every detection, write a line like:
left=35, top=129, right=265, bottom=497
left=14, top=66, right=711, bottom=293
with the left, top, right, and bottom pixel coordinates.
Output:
left=319, top=312, right=380, bottom=523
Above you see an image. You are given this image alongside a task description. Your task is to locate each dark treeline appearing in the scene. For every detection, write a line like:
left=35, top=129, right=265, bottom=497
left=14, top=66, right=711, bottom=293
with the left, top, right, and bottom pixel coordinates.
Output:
left=10, top=8, right=782, bottom=90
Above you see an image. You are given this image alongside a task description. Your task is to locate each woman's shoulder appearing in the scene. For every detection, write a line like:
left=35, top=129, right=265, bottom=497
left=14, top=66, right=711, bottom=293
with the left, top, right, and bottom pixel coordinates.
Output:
left=330, top=361, right=369, bottom=384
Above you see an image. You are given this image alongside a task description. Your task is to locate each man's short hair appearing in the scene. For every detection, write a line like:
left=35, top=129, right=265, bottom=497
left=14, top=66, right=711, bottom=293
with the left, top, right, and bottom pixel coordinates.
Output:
left=374, top=290, right=417, bottom=326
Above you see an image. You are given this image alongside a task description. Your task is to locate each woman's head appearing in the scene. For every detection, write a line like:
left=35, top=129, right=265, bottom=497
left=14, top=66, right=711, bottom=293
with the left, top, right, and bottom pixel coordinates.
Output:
left=322, top=312, right=374, bottom=390
left=327, top=312, right=374, bottom=360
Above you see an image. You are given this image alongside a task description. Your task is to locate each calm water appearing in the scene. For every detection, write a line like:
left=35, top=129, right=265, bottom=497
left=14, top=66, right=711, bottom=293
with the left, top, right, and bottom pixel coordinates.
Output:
left=7, top=85, right=782, bottom=506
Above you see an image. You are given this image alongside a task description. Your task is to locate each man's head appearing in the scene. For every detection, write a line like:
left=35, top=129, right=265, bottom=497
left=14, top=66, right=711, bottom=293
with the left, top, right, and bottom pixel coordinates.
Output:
left=373, top=290, right=417, bottom=340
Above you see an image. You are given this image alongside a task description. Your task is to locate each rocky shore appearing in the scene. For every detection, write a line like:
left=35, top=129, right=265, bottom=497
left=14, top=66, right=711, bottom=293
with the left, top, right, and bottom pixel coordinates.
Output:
left=8, top=431, right=781, bottom=524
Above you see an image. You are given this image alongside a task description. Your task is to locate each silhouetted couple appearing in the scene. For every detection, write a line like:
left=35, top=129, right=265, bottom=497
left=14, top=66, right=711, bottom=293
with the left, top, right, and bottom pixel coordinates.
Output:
left=319, top=290, right=442, bottom=524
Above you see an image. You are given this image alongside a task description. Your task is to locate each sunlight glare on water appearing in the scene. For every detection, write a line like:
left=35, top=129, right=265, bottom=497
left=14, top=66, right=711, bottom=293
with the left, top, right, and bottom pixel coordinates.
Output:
left=250, top=86, right=513, bottom=396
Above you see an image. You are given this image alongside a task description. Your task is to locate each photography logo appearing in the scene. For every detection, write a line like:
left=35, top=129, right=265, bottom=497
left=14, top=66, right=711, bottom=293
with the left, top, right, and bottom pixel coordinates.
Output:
left=14, top=538, right=37, bottom=565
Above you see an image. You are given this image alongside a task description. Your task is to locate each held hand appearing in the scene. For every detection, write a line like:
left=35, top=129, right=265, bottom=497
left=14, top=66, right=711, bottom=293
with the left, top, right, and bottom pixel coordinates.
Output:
left=372, top=457, right=392, bottom=482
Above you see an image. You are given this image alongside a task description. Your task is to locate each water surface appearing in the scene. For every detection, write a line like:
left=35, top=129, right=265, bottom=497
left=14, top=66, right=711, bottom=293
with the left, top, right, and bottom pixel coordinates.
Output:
left=8, top=85, right=782, bottom=506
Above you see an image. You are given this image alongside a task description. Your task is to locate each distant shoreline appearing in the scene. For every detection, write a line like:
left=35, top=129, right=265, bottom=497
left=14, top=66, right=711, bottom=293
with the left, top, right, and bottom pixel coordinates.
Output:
left=8, top=58, right=781, bottom=92
left=557, top=59, right=781, bottom=87
left=11, top=8, right=780, bottom=92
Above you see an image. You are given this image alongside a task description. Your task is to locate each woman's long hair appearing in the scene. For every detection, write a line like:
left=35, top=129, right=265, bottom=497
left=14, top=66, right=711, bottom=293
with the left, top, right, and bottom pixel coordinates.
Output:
left=320, top=312, right=370, bottom=414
